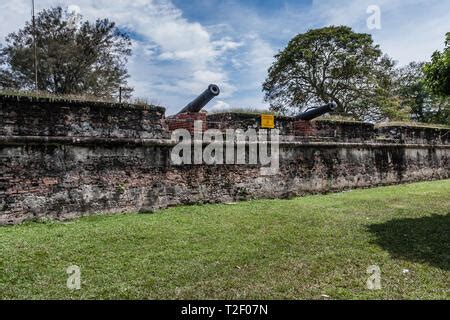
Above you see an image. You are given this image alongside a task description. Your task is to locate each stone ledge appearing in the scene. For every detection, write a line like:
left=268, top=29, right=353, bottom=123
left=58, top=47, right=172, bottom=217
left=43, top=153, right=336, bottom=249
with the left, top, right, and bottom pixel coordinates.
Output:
left=0, top=135, right=175, bottom=147
left=1, top=135, right=449, bottom=149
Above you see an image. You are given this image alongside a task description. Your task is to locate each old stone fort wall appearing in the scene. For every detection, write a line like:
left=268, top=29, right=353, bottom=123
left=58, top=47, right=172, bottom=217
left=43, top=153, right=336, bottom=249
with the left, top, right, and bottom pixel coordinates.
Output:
left=1, top=95, right=449, bottom=224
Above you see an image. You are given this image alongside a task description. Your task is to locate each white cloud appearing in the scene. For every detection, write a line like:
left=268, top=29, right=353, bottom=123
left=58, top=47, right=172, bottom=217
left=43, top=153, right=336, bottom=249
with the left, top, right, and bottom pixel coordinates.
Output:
left=208, top=100, right=231, bottom=112
left=0, top=0, right=240, bottom=114
left=244, top=36, right=276, bottom=82
left=67, top=4, right=81, bottom=15
left=0, top=1, right=30, bottom=40
left=1, top=0, right=449, bottom=114
left=310, top=0, right=450, bottom=65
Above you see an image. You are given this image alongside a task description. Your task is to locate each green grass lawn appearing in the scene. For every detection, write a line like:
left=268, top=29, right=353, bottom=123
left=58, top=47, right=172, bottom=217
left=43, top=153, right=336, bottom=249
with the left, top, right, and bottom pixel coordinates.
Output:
left=1, top=180, right=449, bottom=300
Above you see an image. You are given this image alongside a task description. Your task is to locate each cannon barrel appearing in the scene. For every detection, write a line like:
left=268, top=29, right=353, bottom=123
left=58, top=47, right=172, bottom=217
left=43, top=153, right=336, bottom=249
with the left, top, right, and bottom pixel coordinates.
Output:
left=295, top=102, right=337, bottom=121
left=177, top=84, right=220, bottom=114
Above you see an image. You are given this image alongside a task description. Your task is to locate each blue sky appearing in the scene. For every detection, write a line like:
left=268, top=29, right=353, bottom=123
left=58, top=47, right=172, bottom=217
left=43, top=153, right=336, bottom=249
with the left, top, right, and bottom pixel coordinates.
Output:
left=1, top=0, right=449, bottom=114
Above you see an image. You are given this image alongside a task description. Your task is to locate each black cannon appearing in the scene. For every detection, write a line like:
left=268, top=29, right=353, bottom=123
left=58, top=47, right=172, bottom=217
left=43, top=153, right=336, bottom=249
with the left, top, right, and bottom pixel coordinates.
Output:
left=177, top=84, right=220, bottom=114
left=295, top=102, right=337, bottom=121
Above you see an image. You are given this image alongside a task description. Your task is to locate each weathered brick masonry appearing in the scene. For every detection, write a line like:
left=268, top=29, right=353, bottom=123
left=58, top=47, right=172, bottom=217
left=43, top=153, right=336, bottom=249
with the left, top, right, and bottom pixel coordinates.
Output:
left=0, top=95, right=168, bottom=139
left=1, top=96, right=449, bottom=224
left=166, top=112, right=207, bottom=133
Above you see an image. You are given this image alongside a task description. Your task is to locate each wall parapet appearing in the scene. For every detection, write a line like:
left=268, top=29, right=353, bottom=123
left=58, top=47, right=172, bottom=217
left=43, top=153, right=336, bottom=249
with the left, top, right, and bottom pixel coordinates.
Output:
left=376, top=123, right=450, bottom=145
left=0, top=94, right=168, bottom=139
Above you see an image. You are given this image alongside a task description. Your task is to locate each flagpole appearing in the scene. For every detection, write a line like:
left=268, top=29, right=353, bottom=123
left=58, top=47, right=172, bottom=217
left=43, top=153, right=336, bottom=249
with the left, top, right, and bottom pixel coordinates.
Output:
left=32, top=0, right=38, bottom=90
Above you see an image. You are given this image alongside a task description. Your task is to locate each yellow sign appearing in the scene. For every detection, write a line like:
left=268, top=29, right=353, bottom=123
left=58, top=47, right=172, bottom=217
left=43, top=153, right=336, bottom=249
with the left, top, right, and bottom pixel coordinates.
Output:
left=261, top=114, right=275, bottom=129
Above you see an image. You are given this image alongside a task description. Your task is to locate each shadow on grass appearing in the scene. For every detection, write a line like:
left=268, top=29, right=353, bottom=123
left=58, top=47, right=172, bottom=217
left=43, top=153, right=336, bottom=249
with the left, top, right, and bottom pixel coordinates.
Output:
left=368, top=213, right=450, bottom=271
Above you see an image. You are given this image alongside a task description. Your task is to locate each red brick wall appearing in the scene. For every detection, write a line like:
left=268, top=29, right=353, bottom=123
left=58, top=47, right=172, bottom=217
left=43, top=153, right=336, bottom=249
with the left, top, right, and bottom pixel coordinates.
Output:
left=166, top=112, right=207, bottom=133
left=294, top=120, right=317, bottom=136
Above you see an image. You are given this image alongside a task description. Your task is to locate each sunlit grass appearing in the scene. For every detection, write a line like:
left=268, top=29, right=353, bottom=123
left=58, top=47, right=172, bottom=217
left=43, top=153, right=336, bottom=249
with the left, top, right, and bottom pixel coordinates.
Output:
left=0, top=180, right=448, bottom=299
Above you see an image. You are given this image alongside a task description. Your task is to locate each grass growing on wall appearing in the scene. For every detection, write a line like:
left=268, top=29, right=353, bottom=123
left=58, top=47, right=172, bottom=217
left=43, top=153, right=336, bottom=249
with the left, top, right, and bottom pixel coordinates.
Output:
left=0, top=180, right=449, bottom=300
left=375, top=121, right=450, bottom=129
left=209, top=107, right=277, bottom=115
left=0, top=88, right=116, bottom=103
left=0, top=88, right=155, bottom=107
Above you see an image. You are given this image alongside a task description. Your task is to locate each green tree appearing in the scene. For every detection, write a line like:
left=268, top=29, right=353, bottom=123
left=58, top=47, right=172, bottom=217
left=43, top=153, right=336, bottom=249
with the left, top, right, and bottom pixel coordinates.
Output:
left=423, top=32, right=450, bottom=97
left=395, top=62, right=449, bottom=125
left=0, top=7, right=132, bottom=99
left=262, top=26, right=408, bottom=121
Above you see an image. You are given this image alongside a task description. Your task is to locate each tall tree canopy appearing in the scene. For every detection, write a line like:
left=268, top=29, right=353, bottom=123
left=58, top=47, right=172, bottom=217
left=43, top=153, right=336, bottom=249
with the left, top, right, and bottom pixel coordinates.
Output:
left=263, top=26, right=407, bottom=121
left=395, top=62, right=449, bottom=125
left=423, top=32, right=450, bottom=97
left=0, top=7, right=132, bottom=99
